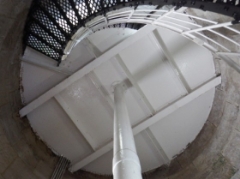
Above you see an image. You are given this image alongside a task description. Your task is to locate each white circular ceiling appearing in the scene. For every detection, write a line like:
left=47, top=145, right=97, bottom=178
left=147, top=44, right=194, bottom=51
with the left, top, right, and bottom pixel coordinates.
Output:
left=21, top=25, right=218, bottom=175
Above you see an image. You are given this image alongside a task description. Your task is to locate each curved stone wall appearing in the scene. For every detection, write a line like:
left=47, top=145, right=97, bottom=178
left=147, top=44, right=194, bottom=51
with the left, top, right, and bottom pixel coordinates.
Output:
left=0, top=1, right=240, bottom=179
left=0, top=1, right=58, bottom=178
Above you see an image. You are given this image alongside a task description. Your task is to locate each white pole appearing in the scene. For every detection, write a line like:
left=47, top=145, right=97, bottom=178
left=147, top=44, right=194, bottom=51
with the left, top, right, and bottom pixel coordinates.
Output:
left=112, top=83, right=142, bottom=179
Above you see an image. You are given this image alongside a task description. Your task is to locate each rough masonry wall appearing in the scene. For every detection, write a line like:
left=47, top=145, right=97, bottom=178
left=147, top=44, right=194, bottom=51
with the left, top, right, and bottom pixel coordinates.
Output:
left=0, top=1, right=58, bottom=179
left=0, top=1, right=240, bottom=179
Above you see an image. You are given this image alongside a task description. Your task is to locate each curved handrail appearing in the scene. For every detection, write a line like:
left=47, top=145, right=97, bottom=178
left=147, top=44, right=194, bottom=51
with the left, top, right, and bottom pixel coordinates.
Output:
left=23, top=0, right=240, bottom=63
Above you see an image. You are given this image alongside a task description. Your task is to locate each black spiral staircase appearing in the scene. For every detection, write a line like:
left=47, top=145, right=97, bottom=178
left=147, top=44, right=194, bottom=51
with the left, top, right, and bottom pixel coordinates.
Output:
left=24, top=0, right=240, bottom=63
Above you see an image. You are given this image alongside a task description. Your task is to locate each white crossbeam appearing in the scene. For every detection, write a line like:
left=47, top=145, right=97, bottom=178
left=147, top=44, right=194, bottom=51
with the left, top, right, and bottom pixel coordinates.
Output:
left=115, top=55, right=156, bottom=115
left=69, top=76, right=221, bottom=172
left=54, top=95, right=98, bottom=151
left=21, top=57, right=72, bottom=76
left=152, top=29, right=191, bottom=93
left=224, top=26, right=240, bottom=35
left=216, top=52, right=240, bottom=57
left=152, top=7, right=175, bottom=24
left=172, top=12, right=218, bottom=24
left=164, top=16, right=202, bottom=27
left=159, top=20, right=191, bottom=30
left=209, top=29, right=240, bottom=47
left=144, top=128, right=170, bottom=163
left=19, top=25, right=156, bottom=117
left=87, top=72, right=114, bottom=110
left=182, top=22, right=232, bottom=35
left=83, top=38, right=102, bottom=58
left=127, top=10, right=134, bottom=22
left=194, top=32, right=231, bottom=52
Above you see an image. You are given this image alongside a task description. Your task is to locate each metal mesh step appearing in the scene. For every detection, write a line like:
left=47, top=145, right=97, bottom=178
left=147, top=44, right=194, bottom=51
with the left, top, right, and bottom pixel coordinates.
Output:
left=23, top=0, right=240, bottom=63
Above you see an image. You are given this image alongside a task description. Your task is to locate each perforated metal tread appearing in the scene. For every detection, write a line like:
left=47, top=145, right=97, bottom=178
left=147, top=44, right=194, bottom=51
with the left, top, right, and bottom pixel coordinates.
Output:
left=24, top=0, right=240, bottom=63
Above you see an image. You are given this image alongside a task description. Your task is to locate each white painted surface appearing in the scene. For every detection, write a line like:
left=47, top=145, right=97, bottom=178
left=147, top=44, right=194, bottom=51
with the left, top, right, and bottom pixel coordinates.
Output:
left=28, top=98, right=93, bottom=164
left=20, top=25, right=156, bottom=117
left=70, top=75, right=221, bottom=173
left=134, top=131, right=166, bottom=172
left=119, top=34, right=188, bottom=111
left=112, top=84, right=142, bottom=179
left=93, top=60, right=150, bottom=126
left=88, top=28, right=136, bottom=53
left=21, top=62, right=67, bottom=104
left=84, top=130, right=167, bottom=175
left=21, top=25, right=217, bottom=175
left=56, top=76, right=113, bottom=150
left=149, top=88, right=215, bottom=159
left=84, top=150, right=114, bottom=174
left=156, top=27, right=215, bottom=90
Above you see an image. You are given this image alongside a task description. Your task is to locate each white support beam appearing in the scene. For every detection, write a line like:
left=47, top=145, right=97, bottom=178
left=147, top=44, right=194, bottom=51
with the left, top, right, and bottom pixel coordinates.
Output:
left=159, top=20, right=191, bottom=30
left=20, top=25, right=156, bottom=117
left=114, top=53, right=169, bottom=164
left=83, top=40, right=114, bottom=109
left=154, top=21, right=184, bottom=33
left=216, top=52, right=240, bottom=57
left=164, top=16, right=202, bottom=28
left=208, top=29, right=240, bottom=47
left=152, top=7, right=175, bottom=24
left=22, top=47, right=73, bottom=76
left=87, top=71, right=114, bottom=110
left=224, top=26, right=240, bottom=35
left=127, top=10, right=134, bottom=22
left=182, top=22, right=232, bottom=35
left=115, top=55, right=155, bottom=115
left=69, top=76, right=221, bottom=172
left=152, top=29, right=191, bottom=93
left=54, top=95, right=98, bottom=151
left=144, top=128, right=170, bottom=163
left=172, top=12, right=218, bottom=24
left=133, top=76, right=221, bottom=134
left=182, top=33, right=217, bottom=53
left=83, top=38, right=102, bottom=58
left=104, top=16, right=108, bottom=26
left=194, top=32, right=231, bottom=52
left=21, top=57, right=72, bottom=76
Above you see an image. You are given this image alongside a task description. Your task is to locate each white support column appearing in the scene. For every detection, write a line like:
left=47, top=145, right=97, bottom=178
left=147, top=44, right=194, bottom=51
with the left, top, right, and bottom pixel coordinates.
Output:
left=113, top=83, right=142, bottom=179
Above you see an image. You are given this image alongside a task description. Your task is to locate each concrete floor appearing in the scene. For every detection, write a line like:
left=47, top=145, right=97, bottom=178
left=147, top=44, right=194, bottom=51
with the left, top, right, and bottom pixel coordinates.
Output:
left=0, top=1, right=240, bottom=179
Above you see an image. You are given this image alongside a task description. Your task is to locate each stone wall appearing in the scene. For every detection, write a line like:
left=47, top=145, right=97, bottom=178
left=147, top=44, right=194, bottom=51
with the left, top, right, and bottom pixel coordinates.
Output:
left=0, top=1, right=240, bottom=179
left=0, top=1, right=58, bottom=178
